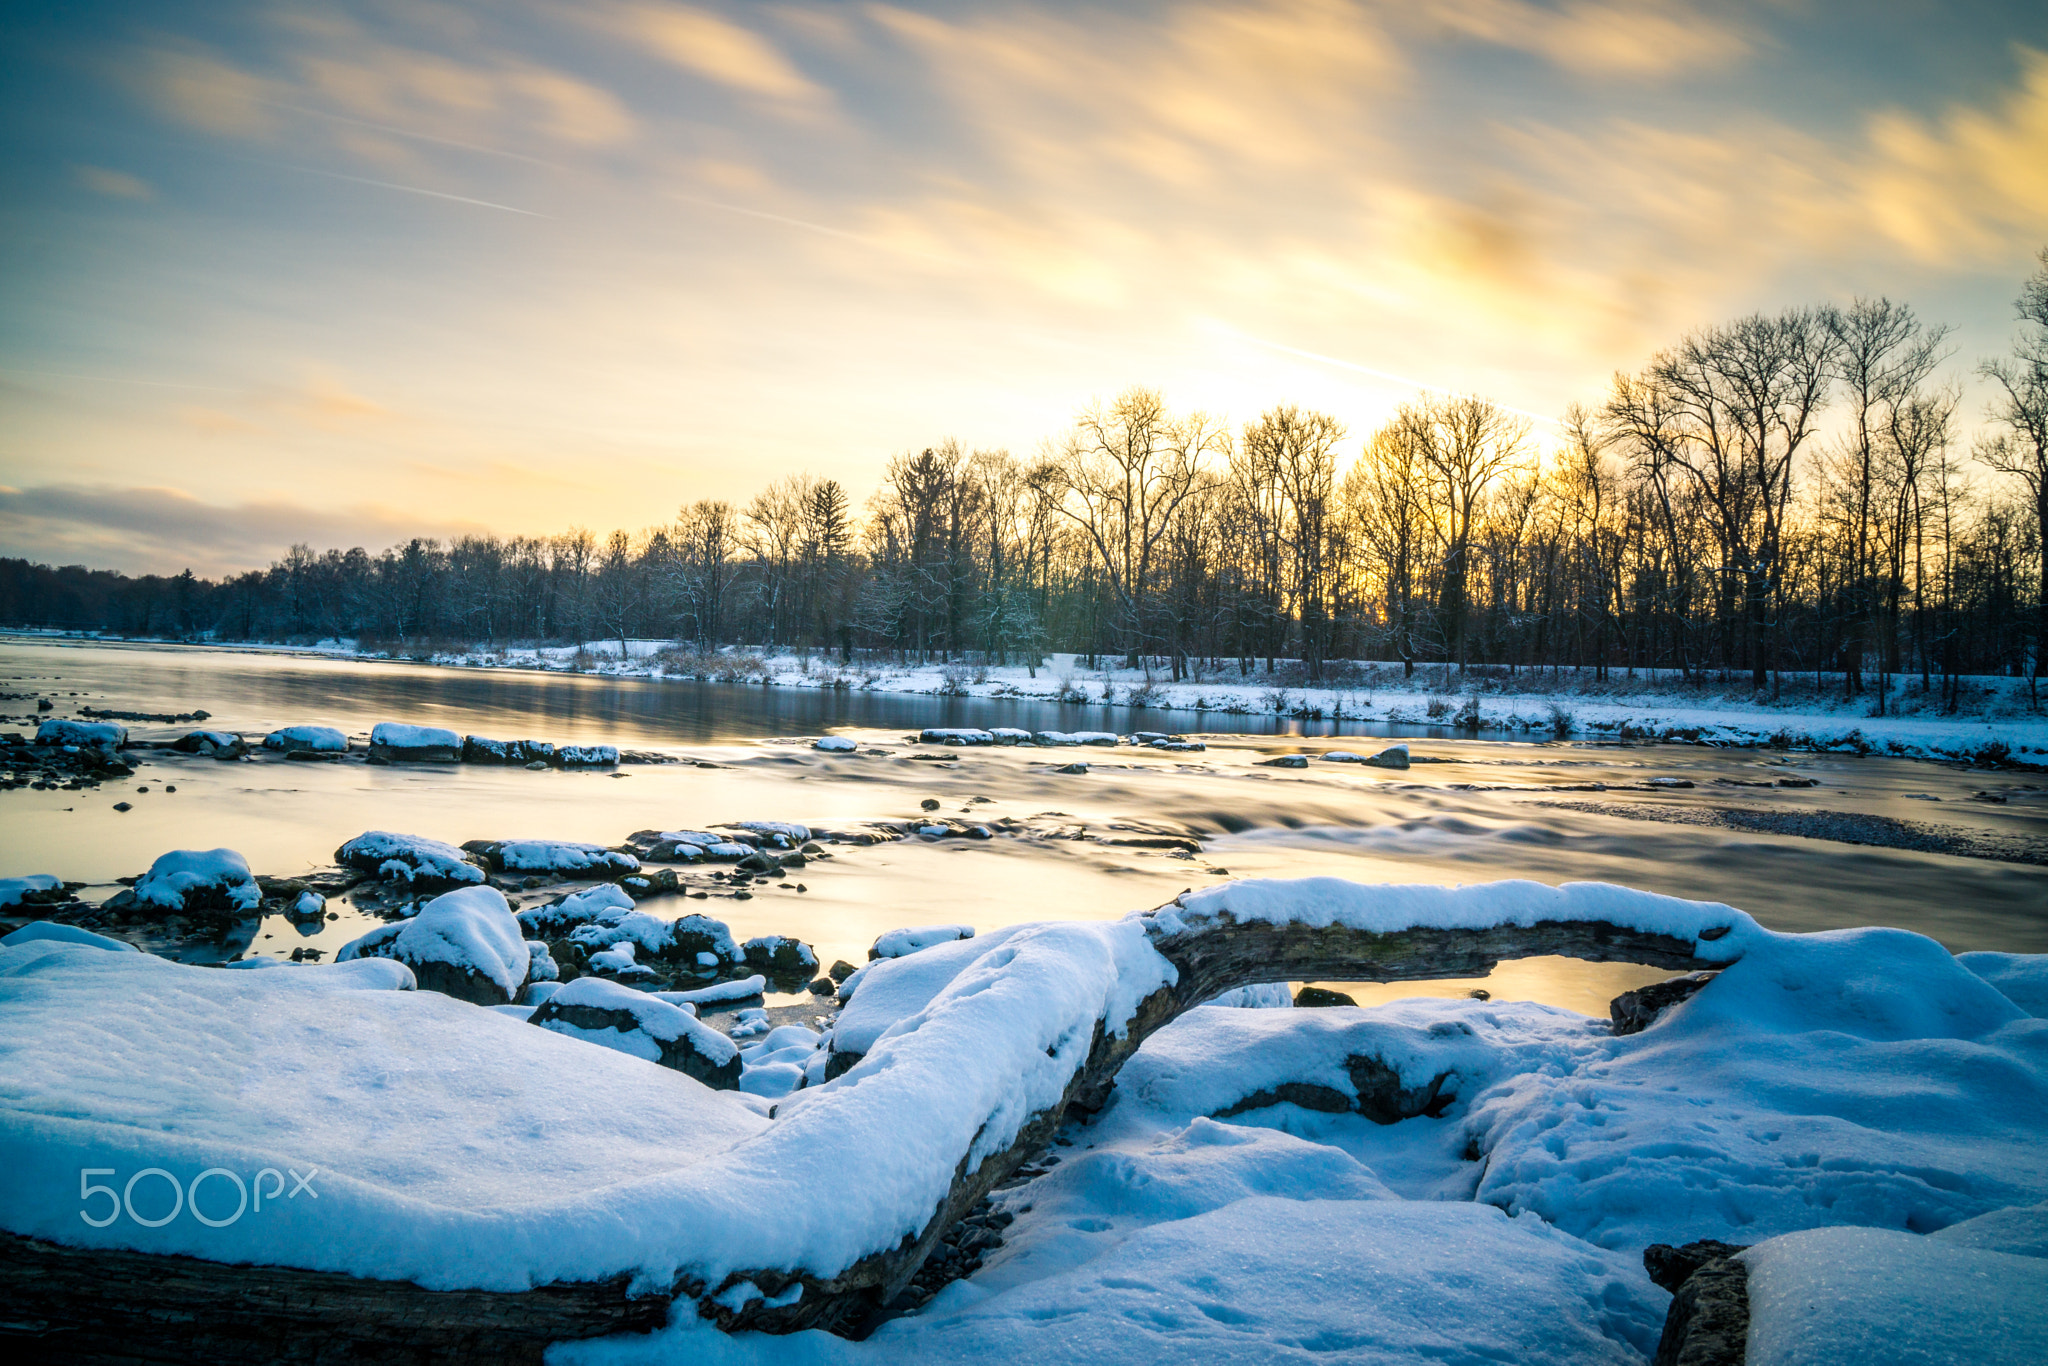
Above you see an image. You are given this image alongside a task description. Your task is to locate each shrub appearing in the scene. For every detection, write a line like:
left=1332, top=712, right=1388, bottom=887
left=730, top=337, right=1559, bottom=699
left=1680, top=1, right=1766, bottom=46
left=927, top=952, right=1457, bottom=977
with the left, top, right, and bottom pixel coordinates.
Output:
left=1425, top=695, right=1452, bottom=720
left=1453, top=696, right=1482, bottom=730
left=1546, top=702, right=1574, bottom=738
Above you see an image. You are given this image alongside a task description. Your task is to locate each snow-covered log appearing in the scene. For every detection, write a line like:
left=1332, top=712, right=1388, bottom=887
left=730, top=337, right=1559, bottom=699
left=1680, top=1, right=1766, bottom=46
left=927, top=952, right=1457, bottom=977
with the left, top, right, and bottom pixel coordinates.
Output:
left=0, top=880, right=1754, bottom=1356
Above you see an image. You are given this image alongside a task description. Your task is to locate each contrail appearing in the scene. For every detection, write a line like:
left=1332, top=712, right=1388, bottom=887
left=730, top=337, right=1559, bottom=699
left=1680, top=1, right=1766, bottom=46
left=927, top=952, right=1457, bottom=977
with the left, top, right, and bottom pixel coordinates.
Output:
left=258, top=101, right=562, bottom=168
left=1223, top=326, right=1561, bottom=428
left=670, top=194, right=956, bottom=264
left=268, top=162, right=547, bottom=216
left=0, top=368, right=238, bottom=393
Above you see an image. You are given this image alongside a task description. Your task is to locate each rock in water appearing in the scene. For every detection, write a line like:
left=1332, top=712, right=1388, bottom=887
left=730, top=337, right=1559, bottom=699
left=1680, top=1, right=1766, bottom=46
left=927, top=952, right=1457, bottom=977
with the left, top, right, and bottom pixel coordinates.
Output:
left=133, top=849, right=261, bottom=921
left=338, top=885, right=529, bottom=1006
left=1609, top=971, right=1718, bottom=1036
left=1257, top=754, right=1309, bottom=768
left=336, top=831, right=486, bottom=889
left=527, top=976, right=741, bottom=1089
left=743, top=935, right=819, bottom=981
left=1363, top=744, right=1410, bottom=770
left=367, top=723, right=461, bottom=764
left=1294, top=985, right=1357, bottom=1008
left=262, top=725, right=346, bottom=753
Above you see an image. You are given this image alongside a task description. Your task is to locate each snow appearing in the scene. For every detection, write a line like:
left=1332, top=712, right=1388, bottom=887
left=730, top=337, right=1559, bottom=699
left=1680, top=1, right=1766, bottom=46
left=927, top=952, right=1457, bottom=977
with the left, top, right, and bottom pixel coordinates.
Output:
left=0, top=874, right=61, bottom=908
left=656, top=976, right=766, bottom=1007
left=988, top=727, right=1032, bottom=744
left=813, top=736, right=857, bottom=752
left=496, top=840, right=640, bottom=876
left=134, top=848, right=260, bottom=913
left=1959, top=950, right=2048, bottom=1016
left=559, top=744, right=619, bottom=767
left=336, top=831, right=485, bottom=887
left=871, top=925, right=976, bottom=959
left=369, top=722, right=461, bottom=750
left=292, top=890, right=325, bottom=917
left=1743, top=1226, right=2048, bottom=1366
left=5, top=873, right=2044, bottom=1364
left=1, top=921, right=136, bottom=952
left=337, top=885, right=530, bottom=999
left=263, top=724, right=346, bottom=752
left=35, top=718, right=125, bottom=747
left=1148, top=877, right=1760, bottom=956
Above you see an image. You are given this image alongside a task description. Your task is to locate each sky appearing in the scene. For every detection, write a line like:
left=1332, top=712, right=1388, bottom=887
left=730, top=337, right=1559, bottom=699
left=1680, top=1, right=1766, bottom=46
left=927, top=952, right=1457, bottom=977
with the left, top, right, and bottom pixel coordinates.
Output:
left=2, top=0, right=2045, bottom=577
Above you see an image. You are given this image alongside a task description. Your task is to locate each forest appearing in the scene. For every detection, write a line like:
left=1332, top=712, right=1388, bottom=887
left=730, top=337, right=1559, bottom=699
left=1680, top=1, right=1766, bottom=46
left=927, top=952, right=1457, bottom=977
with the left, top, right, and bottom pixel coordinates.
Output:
left=6, top=254, right=2047, bottom=712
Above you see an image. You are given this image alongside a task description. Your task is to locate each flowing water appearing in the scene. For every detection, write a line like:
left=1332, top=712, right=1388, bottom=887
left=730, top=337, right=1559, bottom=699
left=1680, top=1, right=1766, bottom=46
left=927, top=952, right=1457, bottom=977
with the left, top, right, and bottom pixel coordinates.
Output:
left=4, top=639, right=2043, bottom=1015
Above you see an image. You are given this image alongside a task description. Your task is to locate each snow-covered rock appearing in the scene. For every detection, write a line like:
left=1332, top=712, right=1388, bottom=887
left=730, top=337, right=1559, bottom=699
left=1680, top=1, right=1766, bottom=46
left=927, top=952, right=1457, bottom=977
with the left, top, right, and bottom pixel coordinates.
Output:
left=482, top=840, right=639, bottom=878
left=528, top=976, right=740, bottom=1088
left=742, top=935, right=818, bottom=979
left=517, top=883, right=637, bottom=939
left=133, top=848, right=260, bottom=916
left=368, top=723, right=461, bottom=763
left=0, top=874, right=63, bottom=909
left=813, top=736, right=857, bottom=752
left=1, top=922, right=136, bottom=953
left=558, top=744, right=618, bottom=768
left=1324, top=743, right=1409, bottom=769
left=335, top=831, right=485, bottom=888
left=170, top=729, right=246, bottom=759
left=654, top=975, right=765, bottom=1008
left=338, top=885, right=529, bottom=1005
left=728, top=820, right=811, bottom=846
left=34, top=719, right=125, bottom=748
left=871, top=924, right=976, bottom=960
left=988, top=727, right=1032, bottom=745
left=920, top=728, right=995, bottom=746
left=1033, top=730, right=1118, bottom=746
left=461, top=735, right=557, bottom=766
left=262, top=724, right=346, bottom=753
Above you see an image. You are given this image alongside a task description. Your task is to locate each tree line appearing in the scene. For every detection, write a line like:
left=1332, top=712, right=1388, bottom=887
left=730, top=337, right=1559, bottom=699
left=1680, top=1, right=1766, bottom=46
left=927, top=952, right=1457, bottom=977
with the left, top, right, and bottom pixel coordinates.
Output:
left=6, top=252, right=2046, bottom=710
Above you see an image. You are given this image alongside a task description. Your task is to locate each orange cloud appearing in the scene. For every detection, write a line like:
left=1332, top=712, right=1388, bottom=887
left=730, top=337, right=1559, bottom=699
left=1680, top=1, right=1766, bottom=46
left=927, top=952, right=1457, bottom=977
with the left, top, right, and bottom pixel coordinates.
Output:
left=602, top=3, right=828, bottom=105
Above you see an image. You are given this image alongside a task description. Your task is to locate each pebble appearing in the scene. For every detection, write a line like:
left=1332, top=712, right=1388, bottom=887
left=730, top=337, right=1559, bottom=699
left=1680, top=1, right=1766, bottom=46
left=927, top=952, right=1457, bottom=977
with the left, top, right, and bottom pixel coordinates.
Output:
left=112, top=801, right=132, bottom=812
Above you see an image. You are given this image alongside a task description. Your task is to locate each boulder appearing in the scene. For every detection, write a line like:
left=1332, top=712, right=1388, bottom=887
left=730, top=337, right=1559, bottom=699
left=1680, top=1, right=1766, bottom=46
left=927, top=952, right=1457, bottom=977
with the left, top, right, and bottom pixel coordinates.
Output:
left=335, top=831, right=486, bottom=889
left=262, top=725, right=346, bottom=753
left=1055, top=762, right=1090, bottom=775
left=467, top=840, right=640, bottom=878
left=1610, top=971, right=1718, bottom=1036
left=527, top=976, right=740, bottom=1089
left=813, top=736, right=857, bottom=752
left=1257, top=754, right=1309, bottom=768
left=920, top=728, right=994, bottom=746
left=338, top=885, right=529, bottom=1006
left=1294, top=985, right=1357, bottom=1008
left=171, top=730, right=247, bottom=760
left=461, top=736, right=558, bottom=766
left=35, top=719, right=126, bottom=749
left=743, top=935, right=819, bottom=981
left=666, top=914, right=744, bottom=974
left=367, top=723, right=461, bottom=764
left=0, top=874, right=67, bottom=910
left=133, top=849, right=260, bottom=920
left=557, top=744, right=618, bottom=768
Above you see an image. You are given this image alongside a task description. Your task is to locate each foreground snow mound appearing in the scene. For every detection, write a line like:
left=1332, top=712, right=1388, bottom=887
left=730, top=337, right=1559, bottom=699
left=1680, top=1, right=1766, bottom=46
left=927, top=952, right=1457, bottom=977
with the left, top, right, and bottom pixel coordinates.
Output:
left=559, top=1198, right=1659, bottom=1366
left=1959, top=950, right=2048, bottom=1016
left=336, top=830, right=485, bottom=887
left=1471, top=925, right=2046, bottom=1249
left=1744, top=1225, right=2048, bottom=1366
left=338, top=885, right=529, bottom=1005
left=134, top=848, right=260, bottom=914
left=0, top=940, right=766, bottom=1276
left=1, top=921, right=136, bottom=952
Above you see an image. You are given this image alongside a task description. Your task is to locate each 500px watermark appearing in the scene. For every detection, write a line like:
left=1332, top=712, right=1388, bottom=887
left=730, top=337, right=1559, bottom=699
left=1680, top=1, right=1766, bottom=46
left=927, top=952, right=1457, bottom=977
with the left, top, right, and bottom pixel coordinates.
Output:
left=79, top=1165, right=319, bottom=1228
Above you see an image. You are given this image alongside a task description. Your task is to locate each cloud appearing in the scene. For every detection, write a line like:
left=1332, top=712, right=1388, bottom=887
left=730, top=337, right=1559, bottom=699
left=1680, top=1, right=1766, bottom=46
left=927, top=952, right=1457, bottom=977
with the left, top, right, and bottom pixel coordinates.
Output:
left=1415, top=0, right=1754, bottom=78
left=0, top=485, right=492, bottom=578
left=73, top=165, right=154, bottom=200
left=600, top=3, right=829, bottom=105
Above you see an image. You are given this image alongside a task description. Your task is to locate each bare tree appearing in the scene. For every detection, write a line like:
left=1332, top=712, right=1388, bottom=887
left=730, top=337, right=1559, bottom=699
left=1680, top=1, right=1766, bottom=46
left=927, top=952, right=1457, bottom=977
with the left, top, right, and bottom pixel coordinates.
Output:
left=1978, top=247, right=2048, bottom=705
left=1405, top=395, right=1531, bottom=672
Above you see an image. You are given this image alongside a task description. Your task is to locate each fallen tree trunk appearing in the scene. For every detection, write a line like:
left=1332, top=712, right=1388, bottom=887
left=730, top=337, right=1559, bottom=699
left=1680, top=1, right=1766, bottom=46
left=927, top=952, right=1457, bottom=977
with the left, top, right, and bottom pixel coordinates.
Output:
left=0, top=901, right=1732, bottom=1360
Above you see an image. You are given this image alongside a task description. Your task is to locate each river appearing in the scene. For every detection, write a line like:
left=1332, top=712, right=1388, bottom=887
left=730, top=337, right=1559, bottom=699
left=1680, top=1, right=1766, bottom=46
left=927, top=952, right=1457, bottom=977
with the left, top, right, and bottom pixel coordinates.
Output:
left=3, top=639, right=2043, bottom=1014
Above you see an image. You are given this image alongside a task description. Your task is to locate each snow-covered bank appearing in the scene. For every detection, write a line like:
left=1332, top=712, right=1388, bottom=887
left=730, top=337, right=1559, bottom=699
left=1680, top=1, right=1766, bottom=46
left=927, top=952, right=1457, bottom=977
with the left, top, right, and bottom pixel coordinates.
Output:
left=247, top=634, right=2048, bottom=764
left=3, top=876, right=2045, bottom=1362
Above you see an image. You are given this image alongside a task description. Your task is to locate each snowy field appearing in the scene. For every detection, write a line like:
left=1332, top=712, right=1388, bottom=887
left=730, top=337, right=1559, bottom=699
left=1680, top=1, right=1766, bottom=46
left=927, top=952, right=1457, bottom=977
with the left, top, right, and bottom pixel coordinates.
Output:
left=2, top=878, right=2044, bottom=1363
